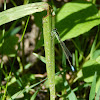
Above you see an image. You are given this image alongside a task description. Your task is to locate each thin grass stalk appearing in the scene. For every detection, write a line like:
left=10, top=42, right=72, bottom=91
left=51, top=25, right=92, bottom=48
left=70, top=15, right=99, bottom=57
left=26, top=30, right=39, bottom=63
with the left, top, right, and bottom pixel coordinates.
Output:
left=2, top=0, right=7, bottom=100
left=10, top=0, right=17, bottom=7
left=20, top=16, right=30, bottom=70
left=43, top=8, right=55, bottom=100
left=22, top=1, right=29, bottom=68
left=62, top=52, right=67, bottom=100
left=22, top=21, right=25, bottom=69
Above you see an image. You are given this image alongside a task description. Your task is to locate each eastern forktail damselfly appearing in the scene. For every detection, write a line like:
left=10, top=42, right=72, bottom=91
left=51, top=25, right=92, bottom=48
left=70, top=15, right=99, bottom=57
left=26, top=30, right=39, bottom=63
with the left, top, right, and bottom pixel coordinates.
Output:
left=52, top=28, right=75, bottom=71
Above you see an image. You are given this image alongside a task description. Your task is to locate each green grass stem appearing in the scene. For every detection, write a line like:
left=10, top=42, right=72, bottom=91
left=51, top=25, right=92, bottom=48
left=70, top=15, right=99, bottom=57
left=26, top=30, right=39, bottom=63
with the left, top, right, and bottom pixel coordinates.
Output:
left=43, top=9, right=55, bottom=100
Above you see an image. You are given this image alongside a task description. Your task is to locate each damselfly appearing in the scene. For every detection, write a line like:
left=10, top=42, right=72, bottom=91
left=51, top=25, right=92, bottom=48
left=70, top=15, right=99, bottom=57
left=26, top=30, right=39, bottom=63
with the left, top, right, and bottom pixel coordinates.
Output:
left=52, top=28, right=75, bottom=71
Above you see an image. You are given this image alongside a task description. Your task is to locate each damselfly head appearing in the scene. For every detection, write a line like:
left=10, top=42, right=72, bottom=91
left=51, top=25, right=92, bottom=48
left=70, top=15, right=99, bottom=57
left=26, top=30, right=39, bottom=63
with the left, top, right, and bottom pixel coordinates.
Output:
left=52, top=28, right=59, bottom=36
left=52, top=28, right=57, bottom=32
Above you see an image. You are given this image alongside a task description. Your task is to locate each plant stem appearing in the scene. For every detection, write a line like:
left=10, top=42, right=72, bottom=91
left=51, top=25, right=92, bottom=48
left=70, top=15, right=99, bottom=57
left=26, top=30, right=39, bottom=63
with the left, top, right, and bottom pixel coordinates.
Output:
left=21, top=1, right=29, bottom=68
left=43, top=8, right=55, bottom=100
left=2, top=0, right=6, bottom=100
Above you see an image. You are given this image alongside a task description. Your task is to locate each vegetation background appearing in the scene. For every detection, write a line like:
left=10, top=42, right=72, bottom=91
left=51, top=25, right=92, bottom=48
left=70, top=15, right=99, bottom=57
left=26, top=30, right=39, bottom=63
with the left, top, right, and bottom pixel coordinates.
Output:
left=0, top=0, right=100, bottom=100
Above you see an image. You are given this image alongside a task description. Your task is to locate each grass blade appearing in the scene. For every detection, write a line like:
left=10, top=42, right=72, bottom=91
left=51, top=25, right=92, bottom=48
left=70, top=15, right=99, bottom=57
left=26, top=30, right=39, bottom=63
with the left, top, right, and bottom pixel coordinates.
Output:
left=89, top=72, right=97, bottom=100
left=0, top=2, right=48, bottom=26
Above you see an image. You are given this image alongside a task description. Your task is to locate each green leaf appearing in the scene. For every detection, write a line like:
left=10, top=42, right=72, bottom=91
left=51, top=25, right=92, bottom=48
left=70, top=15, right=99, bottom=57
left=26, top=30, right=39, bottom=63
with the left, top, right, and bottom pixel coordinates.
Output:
left=45, top=75, right=77, bottom=100
left=68, top=90, right=77, bottom=100
left=0, top=2, right=48, bottom=26
left=33, top=52, right=46, bottom=63
left=93, top=50, right=100, bottom=59
left=0, top=35, right=18, bottom=55
left=30, top=88, right=40, bottom=100
left=95, top=56, right=100, bottom=64
left=56, top=1, right=100, bottom=41
left=83, top=60, right=100, bottom=81
left=95, top=86, right=100, bottom=100
left=65, top=80, right=77, bottom=100
left=34, top=11, right=47, bottom=31
left=10, top=26, right=21, bottom=36
left=90, top=34, right=98, bottom=59
left=9, top=78, right=47, bottom=100
left=24, top=63, right=32, bottom=69
left=45, top=76, right=64, bottom=92
left=7, top=73, right=37, bottom=98
left=82, top=59, right=100, bottom=92
left=35, top=30, right=44, bottom=50
left=89, top=72, right=97, bottom=100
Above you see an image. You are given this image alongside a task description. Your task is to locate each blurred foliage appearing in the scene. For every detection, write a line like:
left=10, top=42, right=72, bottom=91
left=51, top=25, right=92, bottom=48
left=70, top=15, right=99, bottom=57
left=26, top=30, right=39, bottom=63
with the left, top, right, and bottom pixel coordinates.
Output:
left=0, top=35, right=18, bottom=55
left=0, top=0, right=100, bottom=100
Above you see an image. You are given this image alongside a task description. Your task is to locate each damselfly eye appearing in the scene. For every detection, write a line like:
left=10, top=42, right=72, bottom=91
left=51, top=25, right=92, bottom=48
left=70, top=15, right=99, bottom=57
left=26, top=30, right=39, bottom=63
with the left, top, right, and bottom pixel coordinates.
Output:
left=52, top=28, right=57, bottom=32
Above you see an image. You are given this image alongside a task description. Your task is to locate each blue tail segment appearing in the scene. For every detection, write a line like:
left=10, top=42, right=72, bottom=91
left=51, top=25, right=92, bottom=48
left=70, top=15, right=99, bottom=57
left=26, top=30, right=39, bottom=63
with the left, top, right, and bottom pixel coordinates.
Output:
left=71, top=65, right=75, bottom=72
